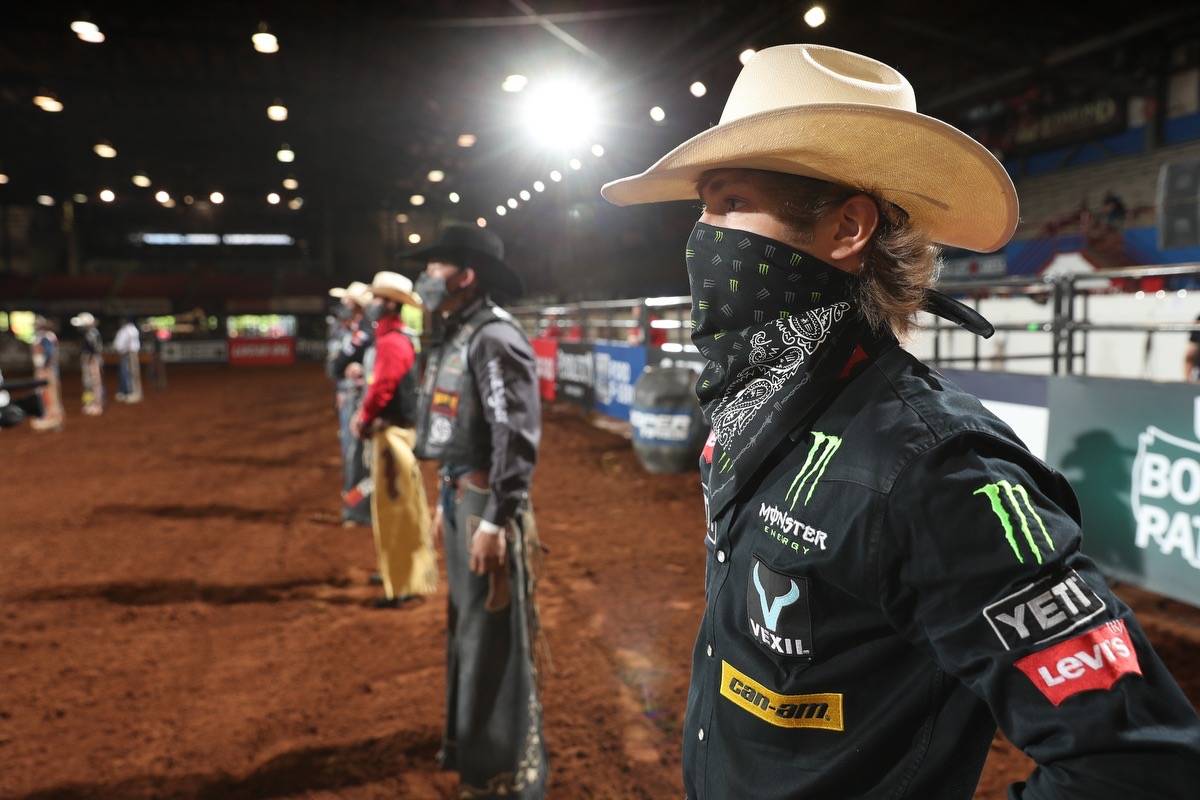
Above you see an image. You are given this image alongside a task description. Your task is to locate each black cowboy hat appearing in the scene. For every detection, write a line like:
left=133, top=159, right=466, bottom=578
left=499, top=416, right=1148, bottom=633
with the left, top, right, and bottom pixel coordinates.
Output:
left=402, top=222, right=524, bottom=300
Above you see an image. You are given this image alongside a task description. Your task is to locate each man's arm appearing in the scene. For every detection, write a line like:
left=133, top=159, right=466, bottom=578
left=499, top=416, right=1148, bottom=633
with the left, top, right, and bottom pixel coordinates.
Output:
left=357, top=333, right=413, bottom=428
left=1185, top=341, right=1200, bottom=382
left=468, top=322, right=541, bottom=528
left=878, top=433, right=1200, bottom=799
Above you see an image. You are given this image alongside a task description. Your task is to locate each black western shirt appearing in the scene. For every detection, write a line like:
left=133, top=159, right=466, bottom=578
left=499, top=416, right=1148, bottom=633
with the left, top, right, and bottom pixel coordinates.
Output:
left=684, top=344, right=1200, bottom=799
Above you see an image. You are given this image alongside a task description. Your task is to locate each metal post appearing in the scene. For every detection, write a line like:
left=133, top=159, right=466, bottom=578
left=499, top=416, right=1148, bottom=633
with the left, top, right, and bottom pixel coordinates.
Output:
left=1081, top=292, right=1090, bottom=376
left=972, top=296, right=981, bottom=370
left=1050, top=278, right=1064, bottom=375
left=1064, top=276, right=1076, bottom=376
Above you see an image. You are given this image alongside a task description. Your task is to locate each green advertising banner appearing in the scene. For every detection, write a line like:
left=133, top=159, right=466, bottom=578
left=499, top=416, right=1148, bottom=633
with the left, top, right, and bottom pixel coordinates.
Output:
left=1047, top=376, right=1200, bottom=607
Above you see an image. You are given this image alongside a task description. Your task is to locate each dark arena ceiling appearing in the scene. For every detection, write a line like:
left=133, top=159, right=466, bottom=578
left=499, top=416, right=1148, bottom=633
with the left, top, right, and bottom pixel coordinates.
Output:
left=3, top=1, right=1200, bottom=299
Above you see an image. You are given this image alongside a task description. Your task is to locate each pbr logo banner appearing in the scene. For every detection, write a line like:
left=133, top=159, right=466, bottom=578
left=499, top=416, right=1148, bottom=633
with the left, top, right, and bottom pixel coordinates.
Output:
left=592, top=343, right=646, bottom=422
left=1046, top=376, right=1200, bottom=607
left=531, top=337, right=558, bottom=402
left=555, top=342, right=594, bottom=409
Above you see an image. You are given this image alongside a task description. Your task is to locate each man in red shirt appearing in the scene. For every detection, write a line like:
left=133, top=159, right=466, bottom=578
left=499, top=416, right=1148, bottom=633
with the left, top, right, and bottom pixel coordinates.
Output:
left=351, top=271, right=436, bottom=608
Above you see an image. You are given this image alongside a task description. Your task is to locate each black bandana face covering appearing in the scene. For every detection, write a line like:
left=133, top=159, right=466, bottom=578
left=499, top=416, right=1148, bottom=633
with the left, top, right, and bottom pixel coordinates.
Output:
left=687, top=221, right=862, bottom=516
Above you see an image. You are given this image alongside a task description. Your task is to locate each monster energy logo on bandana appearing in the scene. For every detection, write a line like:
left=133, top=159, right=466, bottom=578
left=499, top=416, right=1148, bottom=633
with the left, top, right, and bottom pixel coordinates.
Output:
left=975, top=479, right=1056, bottom=565
left=687, top=221, right=862, bottom=516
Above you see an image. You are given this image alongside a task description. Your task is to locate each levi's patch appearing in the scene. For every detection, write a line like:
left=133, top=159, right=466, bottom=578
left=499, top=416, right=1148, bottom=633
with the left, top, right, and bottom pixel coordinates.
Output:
left=1015, top=619, right=1142, bottom=706
left=746, top=556, right=813, bottom=660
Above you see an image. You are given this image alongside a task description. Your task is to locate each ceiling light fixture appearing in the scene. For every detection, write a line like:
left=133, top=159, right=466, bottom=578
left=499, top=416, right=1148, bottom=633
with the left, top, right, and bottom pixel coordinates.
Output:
left=99, top=189, right=115, bottom=203
left=288, top=197, right=304, bottom=210
left=549, top=170, right=562, bottom=182
left=739, top=48, right=757, bottom=65
left=73, top=193, right=88, bottom=203
left=569, top=158, right=582, bottom=170
left=132, top=173, right=151, bottom=188
left=804, top=5, right=826, bottom=27
left=457, top=133, right=477, bottom=148
left=448, top=191, right=460, bottom=203
left=267, top=192, right=280, bottom=204
left=408, top=233, right=422, bottom=244
left=33, top=94, right=63, bottom=113
left=267, top=101, right=288, bottom=121
left=519, top=190, right=531, bottom=201
left=155, top=190, right=170, bottom=204
left=410, top=194, right=426, bottom=206
left=428, top=169, right=445, bottom=183
left=690, top=81, right=707, bottom=98
left=591, top=144, right=605, bottom=157
left=252, top=23, right=279, bottom=54
left=496, top=205, right=507, bottom=216
left=502, top=74, right=528, bottom=93
left=476, top=217, right=487, bottom=228
left=395, top=212, right=409, bottom=223
left=649, top=106, right=666, bottom=122
left=209, top=191, right=224, bottom=204
left=533, top=180, right=545, bottom=192
left=37, top=195, right=54, bottom=206
left=93, top=141, right=117, bottom=158
left=507, top=198, right=518, bottom=209
left=276, top=144, right=295, bottom=163
left=282, top=177, right=299, bottom=190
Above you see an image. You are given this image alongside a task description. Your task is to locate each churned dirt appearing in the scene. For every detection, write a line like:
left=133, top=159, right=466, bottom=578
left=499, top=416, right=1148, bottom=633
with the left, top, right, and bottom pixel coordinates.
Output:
left=1, top=365, right=1197, bottom=800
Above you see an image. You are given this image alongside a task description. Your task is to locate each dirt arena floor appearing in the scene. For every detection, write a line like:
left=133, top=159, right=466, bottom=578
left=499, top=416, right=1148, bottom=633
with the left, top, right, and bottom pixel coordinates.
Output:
left=2, top=364, right=1198, bottom=800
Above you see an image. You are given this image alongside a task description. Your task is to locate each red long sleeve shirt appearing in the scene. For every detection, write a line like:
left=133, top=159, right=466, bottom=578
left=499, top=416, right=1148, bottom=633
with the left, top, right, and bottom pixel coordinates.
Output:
left=357, top=316, right=415, bottom=427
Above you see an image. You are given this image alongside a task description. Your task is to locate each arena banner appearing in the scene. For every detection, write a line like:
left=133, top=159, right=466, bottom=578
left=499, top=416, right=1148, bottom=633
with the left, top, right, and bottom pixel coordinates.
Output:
left=555, top=342, right=594, bottom=409
left=228, top=337, right=296, bottom=366
left=531, top=337, right=558, bottom=402
left=1046, top=376, right=1200, bottom=607
left=592, top=343, right=647, bottom=422
left=160, top=339, right=229, bottom=364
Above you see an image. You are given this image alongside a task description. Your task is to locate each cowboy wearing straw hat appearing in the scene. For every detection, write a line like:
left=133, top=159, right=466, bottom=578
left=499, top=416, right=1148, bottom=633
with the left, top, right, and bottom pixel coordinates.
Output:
left=603, top=45, right=1200, bottom=798
left=410, top=223, right=546, bottom=799
left=350, top=272, right=437, bottom=608
left=329, top=280, right=376, bottom=526
left=29, top=316, right=64, bottom=432
left=70, top=312, right=105, bottom=416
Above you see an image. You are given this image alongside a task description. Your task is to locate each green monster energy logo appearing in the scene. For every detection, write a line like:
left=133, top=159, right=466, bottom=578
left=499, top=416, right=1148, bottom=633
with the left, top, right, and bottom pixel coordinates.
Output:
left=810, top=291, right=822, bottom=302
left=698, top=300, right=710, bottom=310
left=686, top=248, right=695, bottom=260
left=718, top=453, right=733, bottom=473
left=779, top=310, right=791, bottom=319
left=790, top=253, right=802, bottom=267
left=729, top=279, right=740, bottom=291
left=714, top=230, right=725, bottom=242
left=974, top=480, right=1055, bottom=565
left=758, top=263, right=770, bottom=276
left=786, top=432, right=841, bottom=508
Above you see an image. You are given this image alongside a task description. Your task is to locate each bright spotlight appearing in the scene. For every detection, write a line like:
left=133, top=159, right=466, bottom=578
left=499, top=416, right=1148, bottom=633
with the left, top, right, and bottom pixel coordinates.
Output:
left=276, top=144, right=295, bottom=163
left=533, top=180, right=545, bottom=192
left=457, top=133, right=477, bottom=148
left=252, top=24, right=279, bottom=53
left=804, top=5, right=826, bottom=27
left=99, top=189, right=115, bottom=203
left=408, top=233, right=422, bottom=244
left=519, top=190, right=531, bottom=201
left=549, top=170, right=562, bottom=182
left=507, top=198, right=518, bottom=209
left=739, top=48, right=757, bottom=65
left=569, top=158, right=582, bottom=171
left=288, top=197, right=304, bottom=210
left=155, top=190, right=170, bottom=203
left=502, top=74, right=528, bottom=93
left=0, top=174, right=9, bottom=184
left=449, top=192, right=460, bottom=203
left=93, top=142, right=117, bottom=159
left=649, top=106, right=666, bottom=123
left=267, top=192, right=281, bottom=205
left=395, top=212, right=409, bottom=223
left=521, top=79, right=599, bottom=149
left=496, top=206, right=507, bottom=216
left=70, top=20, right=99, bottom=36
left=690, top=81, right=707, bottom=98
left=410, top=194, right=426, bottom=206
left=210, top=191, right=225, bottom=204
left=33, top=95, right=63, bottom=113
left=428, top=170, right=445, bottom=183
left=282, top=177, right=299, bottom=190
left=37, top=195, right=54, bottom=206
left=132, top=173, right=151, bottom=188
left=267, top=102, right=288, bottom=121
left=591, top=144, right=605, bottom=157
left=476, top=217, right=487, bottom=228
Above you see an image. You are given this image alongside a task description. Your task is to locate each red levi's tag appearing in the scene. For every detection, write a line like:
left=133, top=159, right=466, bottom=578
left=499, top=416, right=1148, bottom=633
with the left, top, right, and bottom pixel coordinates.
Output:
left=1015, top=619, right=1142, bottom=706
left=702, top=430, right=716, bottom=464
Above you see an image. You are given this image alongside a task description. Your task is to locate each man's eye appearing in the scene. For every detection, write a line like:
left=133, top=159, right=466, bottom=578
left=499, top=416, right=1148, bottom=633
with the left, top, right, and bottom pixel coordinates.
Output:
left=724, top=197, right=745, bottom=212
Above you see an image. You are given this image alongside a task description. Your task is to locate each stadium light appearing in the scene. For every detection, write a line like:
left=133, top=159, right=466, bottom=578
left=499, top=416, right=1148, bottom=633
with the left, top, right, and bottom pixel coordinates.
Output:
left=267, top=192, right=280, bottom=205
left=533, top=180, right=545, bottom=192
left=476, top=217, right=487, bottom=228
left=457, top=133, right=477, bottom=148
left=519, top=190, right=531, bottom=201
left=73, top=193, right=88, bottom=203
left=569, top=158, right=582, bottom=170
left=395, top=212, right=409, bottom=223
left=37, top=195, right=54, bottom=206
left=210, top=191, right=224, bottom=204
left=252, top=23, right=279, bottom=53
left=276, top=144, right=295, bottom=163
left=804, top=5, right=826, bottom=27
left=591, top=144, right=605, bottom=157
left=428, top=169, right=445, bottom=182
left=267, top=101, right=288, bottom=121
left=549, top=170, right=562, bottom=182
left=93, top=141, right=117, bottom=158
left=690, top=81, right=707, bottom=98
left=155, top=190, right=170, bottom=203
left=33, top=94, right=63, bottom=112
left=282, top=177, right=299, bottom=190
left=739, top=48, right=757, bottom=65
left=132, top=173, right=151, bottom=187
left=71, top=20, right=105, bottom=43
left=502, top=74, right=528, bottom=93
left=449, top=191, right=460, bottom=203
left=410, top=194, right=426, bottom=206
left=507, top=198, right=518, bottom=209
left=288, top=197, right=304, bottom=209
left=163, top=198, right=177, bottom=208
left=99, top=189, right=115, bottom=203
left=521, top=78, right=599, bottom=150
left=496, top=205, right=507, bottom=216
left=0, top=173, right=8, bottom=184
left=408, top=233, right=422, bottom=244
left=649, top=106, right=666, bottom=123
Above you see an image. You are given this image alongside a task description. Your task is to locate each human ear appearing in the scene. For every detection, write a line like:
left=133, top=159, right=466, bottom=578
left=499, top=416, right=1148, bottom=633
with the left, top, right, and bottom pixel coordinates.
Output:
left=829, top=195, right=880, bottom=265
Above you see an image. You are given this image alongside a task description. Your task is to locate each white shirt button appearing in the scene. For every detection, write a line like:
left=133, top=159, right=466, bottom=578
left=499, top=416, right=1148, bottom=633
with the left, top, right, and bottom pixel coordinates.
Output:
left=706, top=644, right=713, bottom=657
left=716, top=550, right=726, bottom=563
left=698, top=728, right=705, bottom=741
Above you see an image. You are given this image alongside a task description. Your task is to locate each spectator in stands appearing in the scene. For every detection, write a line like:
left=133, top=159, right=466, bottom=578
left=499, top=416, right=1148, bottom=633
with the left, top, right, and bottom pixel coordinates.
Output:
left=1101, top=190, right=1128, bottom=231
left=601, top=43, right=1200, bottom=798
left=113, top=317, right=142, bottom=403
left=350, top=272, right=435, bottom=608
left=71, top=312, right=104, bottom=416
left=30, top=316, right=63, bottom=432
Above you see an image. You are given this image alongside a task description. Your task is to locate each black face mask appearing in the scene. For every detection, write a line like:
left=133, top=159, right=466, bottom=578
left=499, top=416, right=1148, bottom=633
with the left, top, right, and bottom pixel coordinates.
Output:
left=414, top=273, right=449, bottom=313
left=686, top=221, right=862, bottom=515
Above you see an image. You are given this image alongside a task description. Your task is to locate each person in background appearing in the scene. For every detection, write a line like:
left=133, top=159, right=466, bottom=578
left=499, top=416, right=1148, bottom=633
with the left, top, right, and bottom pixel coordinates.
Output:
left=30, top=316, right=64, bottom=432
left=411, top=223, right=546, bottom=800
left=1185, top=315, right=1200, bottom=382
left=330, top=281, right=375, bottom=526
left=71, top=312, right=104, bottom=416
left=350, top=272, right=435, bottom=608
left=113, top=317, right=143, bottom=403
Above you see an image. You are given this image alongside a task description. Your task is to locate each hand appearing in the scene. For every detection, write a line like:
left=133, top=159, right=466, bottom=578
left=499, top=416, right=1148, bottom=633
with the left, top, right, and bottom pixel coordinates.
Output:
left=432, top=504, right=444, bottom=543
left=344, top=362, right=364, bottom=381
left=469, top=527, right=507, bottom=576
left=350, top=414, right=365, bottom=439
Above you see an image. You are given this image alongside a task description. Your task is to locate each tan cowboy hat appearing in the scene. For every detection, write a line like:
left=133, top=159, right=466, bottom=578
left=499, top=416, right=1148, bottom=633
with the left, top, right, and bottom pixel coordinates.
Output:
left=601, top=44, right=1018, bottom=253
left=369, top=271, right=423, bottom=308
left=329, top=280, right=373, bottom=307
left=70, top=312, right=96, bottom=327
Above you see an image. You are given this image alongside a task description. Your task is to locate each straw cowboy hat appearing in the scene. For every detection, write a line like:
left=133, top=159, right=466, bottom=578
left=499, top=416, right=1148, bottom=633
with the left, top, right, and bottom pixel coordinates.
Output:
left=602, top=44, right=1018, bottom=253
left=329, top=280, right=374, bottom=307
left=403, top=222, right=524, bottom=300
left=70, top=312, right=97, bottom=327
left=369, top=271, right=423, bottom=308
